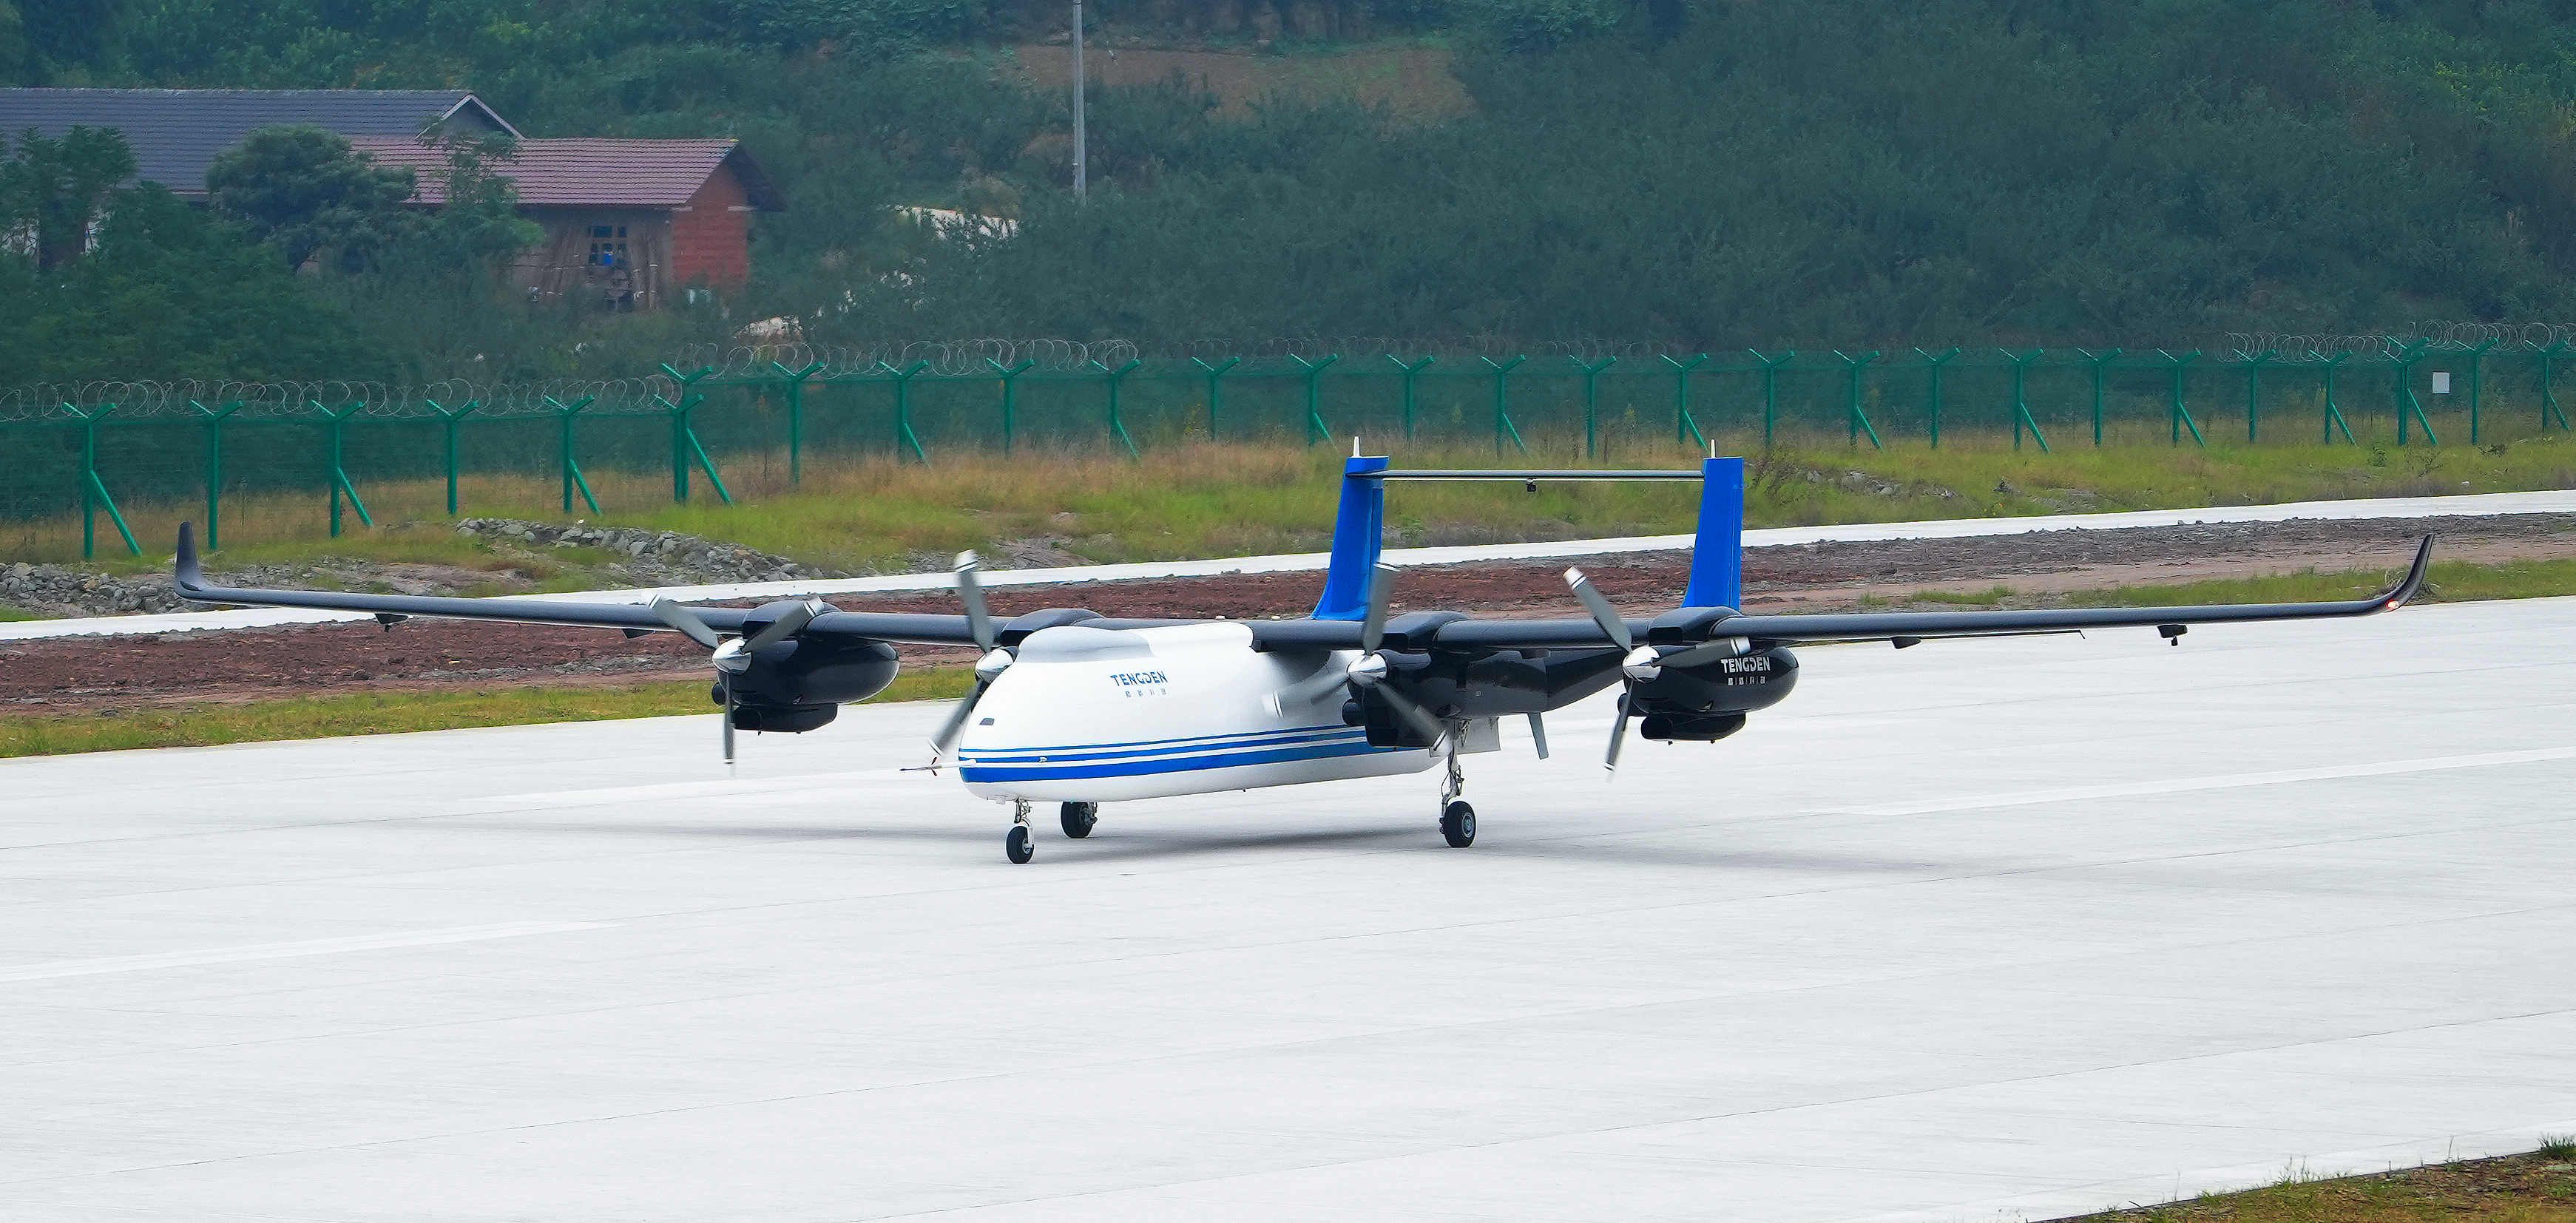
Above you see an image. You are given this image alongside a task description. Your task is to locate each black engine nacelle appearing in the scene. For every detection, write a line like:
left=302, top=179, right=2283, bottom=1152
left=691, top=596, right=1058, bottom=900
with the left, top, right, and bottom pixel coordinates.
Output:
left=1631, top=645, right=1799, bottom=741
left=711, top=631, right=901, bottom=734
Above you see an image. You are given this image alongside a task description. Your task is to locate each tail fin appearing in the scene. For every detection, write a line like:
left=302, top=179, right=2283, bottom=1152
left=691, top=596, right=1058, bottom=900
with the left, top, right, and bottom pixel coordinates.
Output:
left=1311, top=454, right=1390, bottom=620
left=1681, top=455, right=1745, bottom=609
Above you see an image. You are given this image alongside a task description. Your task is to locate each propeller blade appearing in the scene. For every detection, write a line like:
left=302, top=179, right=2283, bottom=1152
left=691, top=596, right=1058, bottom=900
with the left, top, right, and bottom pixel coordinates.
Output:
left=1563, top=568, right=1633, bottom=651
left=930, top=678, right=991, bottom=756
left=720, top=674, right=737, bottom=765
left=1275, top=658, right=1353, bottom=708
left=1377, top=685, right=1448, bottom=748
left=1360, top=562, right=1400, bottom=654
left=1604, top=692, right=1632, bottom=776
left=744, top=598, right=824, bottom=651
left=1660, top=636, right=1750, bottom=669
left=953, top=552, right=997, bottom=651
left=650, top=597, right=724, bottom=650
left=1527, top=711, right=1549, bottom=760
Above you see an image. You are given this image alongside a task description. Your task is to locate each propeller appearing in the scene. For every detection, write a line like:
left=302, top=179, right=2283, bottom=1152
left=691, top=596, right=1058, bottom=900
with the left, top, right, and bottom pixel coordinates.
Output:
left=1563, top=568, right=1746, bottom=776
left=1274, top=563, right=1448, bottom=747
left=929, top=552, right=1018, bottom=759
left=652, top=596, right=827, bottom=764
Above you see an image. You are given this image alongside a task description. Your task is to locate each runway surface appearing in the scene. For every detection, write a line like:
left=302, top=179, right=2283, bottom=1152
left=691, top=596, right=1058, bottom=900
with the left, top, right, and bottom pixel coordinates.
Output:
left=4, top=597, right=2573, bottom=1221
left=13, top=484, right=2574, bottom=640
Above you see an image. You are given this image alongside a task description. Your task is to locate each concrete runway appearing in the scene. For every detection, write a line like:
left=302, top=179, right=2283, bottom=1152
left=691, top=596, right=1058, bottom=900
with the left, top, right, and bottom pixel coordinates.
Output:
left=4, top=598, right=2573, bottom=1222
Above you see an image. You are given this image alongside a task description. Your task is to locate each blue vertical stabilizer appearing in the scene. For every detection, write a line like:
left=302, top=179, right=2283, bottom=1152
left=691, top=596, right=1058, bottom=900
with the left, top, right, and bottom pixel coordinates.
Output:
left=1311, top=454, right=1390, bottom=620
left=1683, top=455, right=1746, bottom=609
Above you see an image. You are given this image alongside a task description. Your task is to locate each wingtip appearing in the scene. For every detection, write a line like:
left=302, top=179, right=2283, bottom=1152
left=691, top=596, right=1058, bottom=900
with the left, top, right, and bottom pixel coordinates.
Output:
left=2386, top=535, right=2435, bottom=610
left=174, top=521, right=204, bottom=592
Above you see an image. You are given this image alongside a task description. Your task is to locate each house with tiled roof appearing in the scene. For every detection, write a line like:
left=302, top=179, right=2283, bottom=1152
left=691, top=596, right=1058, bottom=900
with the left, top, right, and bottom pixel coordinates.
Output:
left=0, top=88, right=777, bottom=310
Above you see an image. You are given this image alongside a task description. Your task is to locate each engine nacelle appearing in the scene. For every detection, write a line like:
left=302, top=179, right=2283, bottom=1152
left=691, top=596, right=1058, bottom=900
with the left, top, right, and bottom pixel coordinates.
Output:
left=713, top=632, right=901, bottom=734
left=1631, top=645, right=1798, bottom=740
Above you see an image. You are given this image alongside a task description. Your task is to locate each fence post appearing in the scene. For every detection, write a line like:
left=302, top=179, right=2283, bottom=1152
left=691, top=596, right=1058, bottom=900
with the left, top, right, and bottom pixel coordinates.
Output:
left=64, top=403, right=141, bottom=559
left=657, top=363, right=717, bottom=501
left=2318, top=353, right=2356, bottom=444
left=1094, top=359, right=1143, bottom=458
left=189, top=399, right=241, bottom=551
left=1388, top=355, right=1434, bottom=443
left=1481, top=355, right=1528, bottom=455
left=1291, top=354, right=1339, bottom=447
left=1749, top=350, right=1793, bottom=447
left=2461, top=339, right=2496, bottom=444
left=546, top=395, right=602, bottom=515
left=1192, top=356, right=1240, bottom=441
left=989, top=358, right=1034, bottom=455
left=425, top=397, right=481, bottom=516
left=878, top=360, right=932, bottom=464
left=1999, top=350, right=2052, bottom=453
left=1572, top=356, right=1616, bottom=458
left=1832, top=349, right=1882, bottom=449
left=2072, top=348, right=2120, bottom=447
left=2233, top=349, right=2277, bottom=444
left=1661, top=353, right=1708, bottom=447
left=2393, top=341, right=2438, bottom=445
left=769, top=360, right=825, bottom=483
left=2539, top=341, right=2572, bottom=432
left=2154, top=349, right=2205, bottom=447
left=1911, top=348, right=1959, bottom=449
left=314, top=399, right=375, bottom=537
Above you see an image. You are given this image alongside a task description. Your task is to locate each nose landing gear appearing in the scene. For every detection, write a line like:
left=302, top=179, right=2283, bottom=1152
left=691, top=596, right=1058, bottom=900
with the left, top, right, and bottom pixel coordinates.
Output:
left=1004, top=799, right=1035, bottom=864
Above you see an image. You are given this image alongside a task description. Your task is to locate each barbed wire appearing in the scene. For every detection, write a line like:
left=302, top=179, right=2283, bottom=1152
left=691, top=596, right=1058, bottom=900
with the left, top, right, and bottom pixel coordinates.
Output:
left=0, top=376, right=683, bottom=423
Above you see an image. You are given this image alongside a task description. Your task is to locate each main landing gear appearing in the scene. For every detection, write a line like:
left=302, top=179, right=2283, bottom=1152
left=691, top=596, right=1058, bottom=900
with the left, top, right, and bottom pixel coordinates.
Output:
left=1437, top=744, right=1475, bottom=849
left=1003, top=800, right=1103, bottom=862
left=1061, top=802, right=1098, bottom=839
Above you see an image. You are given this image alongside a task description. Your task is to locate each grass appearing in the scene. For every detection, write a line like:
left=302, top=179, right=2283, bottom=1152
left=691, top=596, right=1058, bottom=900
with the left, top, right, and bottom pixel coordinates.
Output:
left=12, top=432, right=2576, bottom=580
left=2061, top=1148, right=2576, bottom=1222
left=2052, top=558, right=2576, bottom=608
left=0, top=603, right=38, bottom=621
left=0, top=668, right=977, bottom=759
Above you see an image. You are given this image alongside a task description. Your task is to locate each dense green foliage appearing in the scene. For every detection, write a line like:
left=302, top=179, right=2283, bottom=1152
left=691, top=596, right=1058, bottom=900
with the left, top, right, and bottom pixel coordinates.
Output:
left=10, top=0, right=2576, bottom=383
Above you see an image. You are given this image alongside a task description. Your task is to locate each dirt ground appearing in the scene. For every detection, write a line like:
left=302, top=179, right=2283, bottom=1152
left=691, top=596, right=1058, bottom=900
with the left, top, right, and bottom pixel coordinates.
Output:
left=7, top=514, right=2568, bottom=714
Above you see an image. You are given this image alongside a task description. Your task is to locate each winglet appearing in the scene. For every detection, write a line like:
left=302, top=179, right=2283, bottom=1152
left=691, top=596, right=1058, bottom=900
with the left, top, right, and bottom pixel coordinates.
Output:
left=2382, top=535, right=2435, bottom=611
left=174, top=522, right=206, bottom=595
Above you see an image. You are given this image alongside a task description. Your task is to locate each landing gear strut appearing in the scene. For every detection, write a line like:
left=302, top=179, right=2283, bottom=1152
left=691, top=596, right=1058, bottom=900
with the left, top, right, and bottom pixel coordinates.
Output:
left=1005, top=799, right=1035, bottom=864
left=1437, top=742, right=1475, bottom=848
left=1060, top=802, right=1098, bottom=839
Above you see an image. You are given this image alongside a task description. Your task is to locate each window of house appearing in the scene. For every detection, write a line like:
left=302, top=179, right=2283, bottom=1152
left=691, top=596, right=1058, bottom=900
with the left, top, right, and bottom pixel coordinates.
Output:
left=586, top=224, right=629, bottom=268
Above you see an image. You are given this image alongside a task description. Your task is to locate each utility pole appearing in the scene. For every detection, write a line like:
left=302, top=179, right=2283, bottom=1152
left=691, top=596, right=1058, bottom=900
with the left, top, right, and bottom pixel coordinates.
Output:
left=1071, top=0, right=1086, bottom=200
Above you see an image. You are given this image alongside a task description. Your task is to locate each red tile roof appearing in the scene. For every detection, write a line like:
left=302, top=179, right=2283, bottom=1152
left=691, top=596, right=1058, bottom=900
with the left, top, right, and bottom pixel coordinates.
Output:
left=347, top=137, right=780, bottom=210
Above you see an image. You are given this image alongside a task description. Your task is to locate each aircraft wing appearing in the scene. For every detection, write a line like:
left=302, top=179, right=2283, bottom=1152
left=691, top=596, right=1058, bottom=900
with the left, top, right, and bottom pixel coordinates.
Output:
left=1247, top=537, right=2435, bottom=651
left=170, top=524, right=988, bottom=646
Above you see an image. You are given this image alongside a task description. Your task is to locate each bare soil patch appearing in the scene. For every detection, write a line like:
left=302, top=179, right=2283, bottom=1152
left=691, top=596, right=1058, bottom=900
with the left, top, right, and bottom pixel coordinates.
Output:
left=7, top=514, right=2569, bottom=714
left=1010, top=43, right=1470, bottom=120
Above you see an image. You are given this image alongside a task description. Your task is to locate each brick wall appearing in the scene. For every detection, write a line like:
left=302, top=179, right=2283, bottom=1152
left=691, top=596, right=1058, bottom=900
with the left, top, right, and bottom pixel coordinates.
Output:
left=669, top=164, right=752, bottom=292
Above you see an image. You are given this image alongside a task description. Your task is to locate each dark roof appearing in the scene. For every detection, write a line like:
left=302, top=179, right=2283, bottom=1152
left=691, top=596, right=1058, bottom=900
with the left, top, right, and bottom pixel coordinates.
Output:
left=348, top=136, right=783, bottom=211
left=0, top=89, right=519, bottom=197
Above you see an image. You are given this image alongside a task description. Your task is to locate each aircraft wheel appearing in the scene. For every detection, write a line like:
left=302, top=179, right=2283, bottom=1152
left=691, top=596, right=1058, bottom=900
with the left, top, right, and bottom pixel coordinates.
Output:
left=1060, top=802, right=1098, bottom=839
left=1439, top=800, right=1476, bottom=849
left=1005, top=824, right=1035, bottom=864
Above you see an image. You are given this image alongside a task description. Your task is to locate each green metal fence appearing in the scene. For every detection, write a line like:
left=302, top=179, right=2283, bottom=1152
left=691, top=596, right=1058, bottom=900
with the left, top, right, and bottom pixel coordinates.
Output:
left=7, top=338, right=2571, bottom=558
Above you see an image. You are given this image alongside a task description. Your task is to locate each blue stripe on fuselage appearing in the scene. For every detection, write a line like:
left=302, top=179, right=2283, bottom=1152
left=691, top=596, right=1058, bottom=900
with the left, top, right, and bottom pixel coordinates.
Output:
left=958, top=738, right=1399, bottom=782
left=958, top=725, right=1359, bottom=765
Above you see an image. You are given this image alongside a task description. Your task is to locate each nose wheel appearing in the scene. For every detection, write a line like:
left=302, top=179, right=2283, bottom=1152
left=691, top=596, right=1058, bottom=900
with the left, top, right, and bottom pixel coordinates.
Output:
left=1004, top=800, right=1035, bottom=864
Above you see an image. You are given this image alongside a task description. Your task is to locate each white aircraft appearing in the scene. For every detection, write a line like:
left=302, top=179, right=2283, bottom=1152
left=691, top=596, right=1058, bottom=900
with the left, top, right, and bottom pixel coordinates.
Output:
left=174, top=454, right=2431, bottom=863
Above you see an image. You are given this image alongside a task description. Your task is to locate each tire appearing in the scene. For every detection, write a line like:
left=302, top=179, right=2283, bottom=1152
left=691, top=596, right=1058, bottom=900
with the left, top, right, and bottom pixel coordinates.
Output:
left=1060, top=802, right=1098, bottom=839
left=1005, top=824, right=1035, bottom=864
left=1439, top=800, right=1476, bottom=848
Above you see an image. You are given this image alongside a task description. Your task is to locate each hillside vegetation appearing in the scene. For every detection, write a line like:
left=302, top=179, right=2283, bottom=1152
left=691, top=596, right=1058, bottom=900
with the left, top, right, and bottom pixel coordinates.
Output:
left=8, top=1, right=2576, bottom=382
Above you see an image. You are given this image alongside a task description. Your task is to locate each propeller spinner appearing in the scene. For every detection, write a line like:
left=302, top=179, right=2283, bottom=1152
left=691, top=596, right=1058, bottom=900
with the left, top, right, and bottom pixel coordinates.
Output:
left=929, top=552, right=1017, bottom=760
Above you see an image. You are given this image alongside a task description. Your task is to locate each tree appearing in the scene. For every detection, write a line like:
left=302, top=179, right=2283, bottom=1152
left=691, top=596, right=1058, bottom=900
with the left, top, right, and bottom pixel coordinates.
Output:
left=405, top=128, right=544, bottom=269
left=0, top=126, right=138, bottom=271
left=205, top=125, right=419, bottom=273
